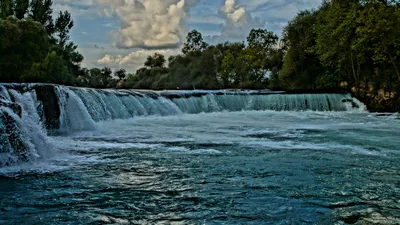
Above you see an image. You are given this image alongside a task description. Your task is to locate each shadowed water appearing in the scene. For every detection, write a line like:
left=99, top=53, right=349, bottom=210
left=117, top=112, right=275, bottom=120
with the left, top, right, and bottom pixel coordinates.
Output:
left=0, top=111, right=399, bottom=224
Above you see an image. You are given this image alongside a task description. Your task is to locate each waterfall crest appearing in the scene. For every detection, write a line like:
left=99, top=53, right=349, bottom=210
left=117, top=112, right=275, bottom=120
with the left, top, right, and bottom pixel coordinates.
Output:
left=0, top=83, right=367, bottom=166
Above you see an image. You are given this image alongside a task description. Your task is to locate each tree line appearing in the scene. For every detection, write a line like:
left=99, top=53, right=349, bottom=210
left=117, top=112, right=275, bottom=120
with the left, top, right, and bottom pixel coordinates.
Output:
left=0, top=0, right=124, bottom=88
left=122, top=29, right=282, bottom=90
left=1, top=0, right=400, bottom=97
left=279, top=0, right=400, bottom=94
left=122, top=0, right=400, bottom=93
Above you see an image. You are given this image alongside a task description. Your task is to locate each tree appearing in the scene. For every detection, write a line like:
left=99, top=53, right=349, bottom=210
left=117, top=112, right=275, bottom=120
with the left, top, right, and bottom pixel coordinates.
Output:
left=220, top=50, right=237, bottom=87
left=247, top=28, right=278, bottom=51
left=100, top=67, right=113, bottom=87
left=14, top=0, right=29, bottom=19
left=30, top=0, right=54, bottom=35
left=354, top=1, right=400, bottom=82
left=88, top=68, right=102, bottom=88
left=315, top=1, right=361, bottom=86
left=123, top=73, right=140, bottom=88
left=0, top=0, right=84, bottom=86
left=182, top=29, right=208, bottom=55
left=52, top=10, right=83, bottom=78
left=144, top=53, right=166, bottom=68
left=22, top=50, right=73, bottom=84
left=0, top=0, right=13, bottom=19
left=245, top=29, right=279, bottom=87
left=115, top=68, right=126, bottom=80
left=54, top=10, right=73, bottom=47
left=215, top=42, right=245, bottom=88
left=0, top=17, right=50, bottom=82
left=279, top=10, right=327, bottom=90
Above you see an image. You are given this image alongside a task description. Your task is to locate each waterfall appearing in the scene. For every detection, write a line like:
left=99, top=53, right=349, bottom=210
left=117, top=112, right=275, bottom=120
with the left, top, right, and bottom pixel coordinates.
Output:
left=168, top=93, right=359, bottom=113
left=55, top=86, right=97, bottom=133
left=0, top=83, right=367, bottom=166
left=0, top=89, right=54, bottom=166
left=60, top=89, right=363, bottom=120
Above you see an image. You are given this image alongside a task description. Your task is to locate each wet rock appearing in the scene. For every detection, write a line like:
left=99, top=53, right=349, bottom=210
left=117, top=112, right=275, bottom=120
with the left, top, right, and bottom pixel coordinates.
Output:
left=352, top=86, right=400, bottom=112
left=33, top=85, right=60, bottom=130
left=342, top=99, right=352, bottom=103
left=0, top=99, right=22, bottom=117
left=0, top=110, right=29, bottom=164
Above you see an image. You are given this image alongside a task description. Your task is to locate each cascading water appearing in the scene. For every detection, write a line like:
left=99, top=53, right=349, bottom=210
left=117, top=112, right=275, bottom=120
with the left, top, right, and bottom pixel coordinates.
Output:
left=0, top=89, right=54, bottom=166
left=0, top=108, right=20, bottom=166
left=55, top=86, right=97, bottom=133
left=60, top=89, right=365, bottom=121
left=0, top=84, right=367, bottom=166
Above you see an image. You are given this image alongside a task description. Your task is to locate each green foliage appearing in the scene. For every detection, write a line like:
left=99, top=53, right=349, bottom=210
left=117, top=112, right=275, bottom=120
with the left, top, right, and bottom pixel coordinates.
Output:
left=277, top=0, right=400, bottom=93
left=115, top=69, right=126, bottom=80
left=77, top=67, right=118, bottom=88
left=0, top=0, right=85, bottom=86
left=144, top=53, right=166, bottom=69
left=30, top=0, right=54, bottom=35
left=0, top=0, right=13, bottom=19
left=22, top=50, right=73, bottom=84
left=14, top=0, right=29, bottom=19
left=247, top=28, right=278, bottom=51
left=54, top=10, right=73, bottom=47
left=0, top=17, right=50, bottom=82
left=122, top=73, right=140, bottom=89
left=279, top=10, right=327, bottom=90
left=128, top=29, right=283, bottom=90
left=182, top=29, right=208, bottom=55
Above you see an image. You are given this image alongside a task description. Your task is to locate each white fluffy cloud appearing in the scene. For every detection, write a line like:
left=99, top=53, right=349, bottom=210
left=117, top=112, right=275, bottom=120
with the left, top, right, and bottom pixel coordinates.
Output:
left=221, top=0, right=265, bottom=37
left=97, top=49, right=178, bottom=72
left=204, top=0, right=265, bottom=44
left=95, top=0, right=200, bottom=49
left=97, top=54, right=122, bottom=64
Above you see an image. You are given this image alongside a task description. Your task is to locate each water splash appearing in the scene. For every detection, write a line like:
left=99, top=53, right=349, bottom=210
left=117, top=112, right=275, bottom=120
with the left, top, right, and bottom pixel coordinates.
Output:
left=0, top=90, right=54, bottom=166
left=0, top=85, right=11, bottom=101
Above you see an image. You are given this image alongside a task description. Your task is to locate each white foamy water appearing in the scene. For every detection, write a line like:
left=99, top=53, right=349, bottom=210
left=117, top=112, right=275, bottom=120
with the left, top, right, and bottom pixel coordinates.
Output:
left=35, top=110, right=399, bottom=167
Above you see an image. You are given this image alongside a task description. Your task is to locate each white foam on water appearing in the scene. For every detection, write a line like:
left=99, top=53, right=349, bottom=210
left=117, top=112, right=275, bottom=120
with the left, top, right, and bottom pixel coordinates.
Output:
left=190, top=149, right=224, bottom=155
left=165, top=146, right=190, bottom=152
left=0, top=85, right=11, bottom=101
left=62, top=140, right=162, bottom=152
left=7, top=91, right=55, bottom=160
left=350, top=97, right=368, bottom=112
left=164, top=146, right=224, bottom=155
left=0, top=152, right=107, bottom=176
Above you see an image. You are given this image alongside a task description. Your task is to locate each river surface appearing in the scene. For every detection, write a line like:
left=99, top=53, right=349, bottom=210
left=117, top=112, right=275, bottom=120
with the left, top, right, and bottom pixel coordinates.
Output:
left=0, top=110, right=399, bottom=224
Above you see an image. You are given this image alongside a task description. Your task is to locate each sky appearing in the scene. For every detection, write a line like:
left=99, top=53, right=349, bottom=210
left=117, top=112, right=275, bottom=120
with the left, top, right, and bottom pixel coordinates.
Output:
left=52, top=0, right=322, bottom=73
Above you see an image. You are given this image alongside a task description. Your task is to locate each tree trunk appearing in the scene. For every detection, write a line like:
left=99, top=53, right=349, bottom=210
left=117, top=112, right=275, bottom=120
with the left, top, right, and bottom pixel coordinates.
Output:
left=350, top=51, right=358, bottom=85
left=387, top=49, right=400, bottom=81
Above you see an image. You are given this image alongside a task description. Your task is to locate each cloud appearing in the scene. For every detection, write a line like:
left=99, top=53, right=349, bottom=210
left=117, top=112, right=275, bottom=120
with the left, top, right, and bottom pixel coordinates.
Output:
left=203, top=0, right=265, bottom=44
left=220, top=0, right=265, bottom=38
left=97, top=49, right=179, bottom=72
left=97, top=54, right=122, bottom=64
left=95, top=0, right=200, bottom=49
